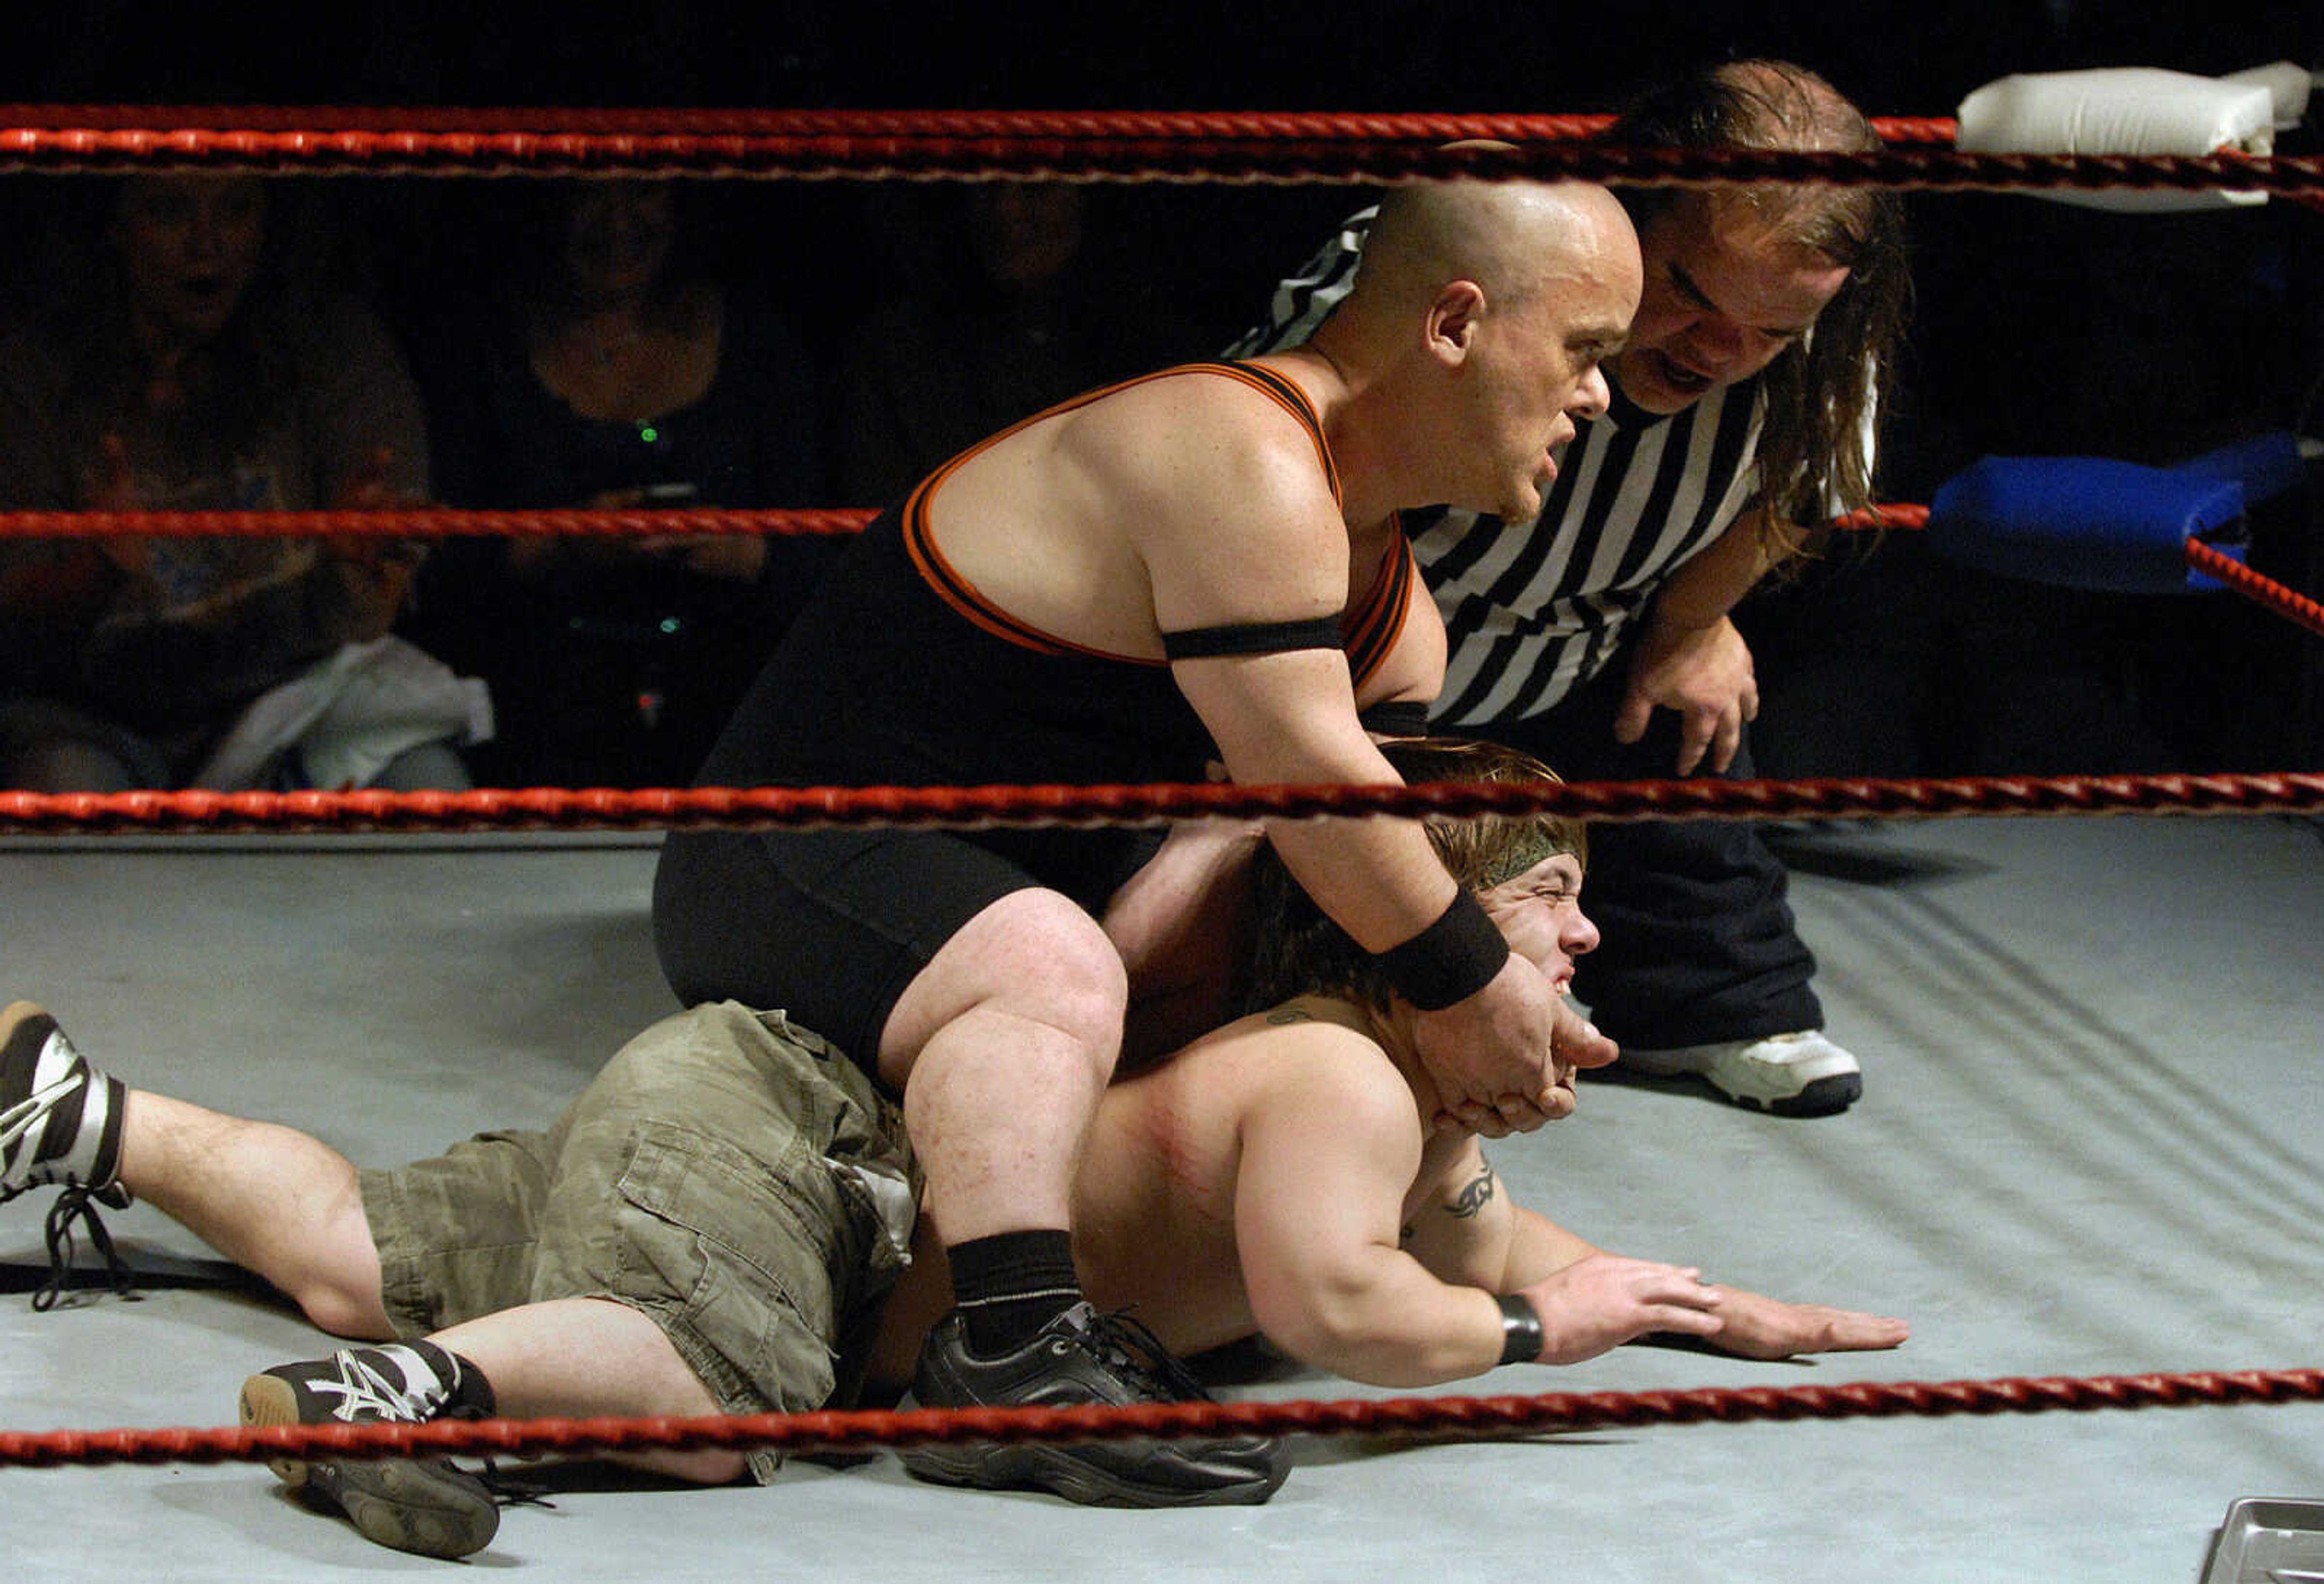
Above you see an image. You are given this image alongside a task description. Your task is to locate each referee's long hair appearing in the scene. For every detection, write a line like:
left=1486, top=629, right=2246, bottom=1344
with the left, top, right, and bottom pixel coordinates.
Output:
left=1609, top=59, right=1911, bottom=541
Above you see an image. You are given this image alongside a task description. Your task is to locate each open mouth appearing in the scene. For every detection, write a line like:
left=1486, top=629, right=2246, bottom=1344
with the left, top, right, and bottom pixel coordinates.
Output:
left=1650, top=350, right=1715, bottom=395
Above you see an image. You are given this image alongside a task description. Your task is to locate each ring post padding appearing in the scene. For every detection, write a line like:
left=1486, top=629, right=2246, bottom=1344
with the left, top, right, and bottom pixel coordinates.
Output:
left=2170, top=431, right=2306, bottom=506
left=1955, top=66, right=2278, bottom=211
left=1928, top=456, right=2245, bottom=594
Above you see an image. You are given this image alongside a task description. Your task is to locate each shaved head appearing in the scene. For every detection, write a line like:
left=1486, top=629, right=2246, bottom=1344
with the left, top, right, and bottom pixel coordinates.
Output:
left=1354, top=178, right=1637, bottom=327
left=1297, top=174, right=1640, bottom=524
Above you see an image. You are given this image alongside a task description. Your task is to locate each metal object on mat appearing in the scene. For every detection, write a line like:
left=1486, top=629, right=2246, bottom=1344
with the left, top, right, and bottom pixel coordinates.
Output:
left=2204, top=1498, right=2324, bottom=1583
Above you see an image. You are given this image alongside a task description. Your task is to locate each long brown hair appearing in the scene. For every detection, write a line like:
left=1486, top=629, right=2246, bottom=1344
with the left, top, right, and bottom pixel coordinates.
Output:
left=1609, top=59, right=1911, bottom=542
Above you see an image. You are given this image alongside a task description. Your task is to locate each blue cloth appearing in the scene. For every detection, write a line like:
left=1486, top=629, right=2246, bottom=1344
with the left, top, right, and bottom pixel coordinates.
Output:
left=1929, top=453, right=2253, bottom=594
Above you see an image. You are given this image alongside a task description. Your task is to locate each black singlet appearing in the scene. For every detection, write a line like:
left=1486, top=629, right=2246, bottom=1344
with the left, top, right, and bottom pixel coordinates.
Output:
left=695, top=361, right=1416, bottom=801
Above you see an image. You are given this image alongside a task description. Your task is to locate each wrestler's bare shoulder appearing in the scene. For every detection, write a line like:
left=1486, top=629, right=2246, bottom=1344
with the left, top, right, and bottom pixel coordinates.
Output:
left=1043, top=363, right=1342, bottom=517
left=1167, top=997, right=1419, bottom=1124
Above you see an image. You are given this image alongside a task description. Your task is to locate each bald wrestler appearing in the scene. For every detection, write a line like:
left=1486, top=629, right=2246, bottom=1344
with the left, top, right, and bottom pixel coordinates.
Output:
left=648, top=177, right=1644, bottom=1499
left=1231, top=62, right=1914, bottom=1118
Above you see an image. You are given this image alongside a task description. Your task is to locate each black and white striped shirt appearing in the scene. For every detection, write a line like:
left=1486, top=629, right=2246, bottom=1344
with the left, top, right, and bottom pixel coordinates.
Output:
left=1227, top=208, right=1765, bottom=727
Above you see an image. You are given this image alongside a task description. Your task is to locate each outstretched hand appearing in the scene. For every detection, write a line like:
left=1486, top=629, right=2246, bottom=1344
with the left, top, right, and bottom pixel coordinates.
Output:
left=1704, top=1285, right=1911, bottom=1360
left=1518, top=1253, right=1726, bottom=1366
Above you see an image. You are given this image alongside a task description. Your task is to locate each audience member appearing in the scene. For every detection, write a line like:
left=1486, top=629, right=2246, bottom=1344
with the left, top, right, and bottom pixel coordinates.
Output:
left=835, top=183, right=1204, bottom=505
left=0, top=175, right=480, bottom=793
left=407, top=180, right=829, bottom=787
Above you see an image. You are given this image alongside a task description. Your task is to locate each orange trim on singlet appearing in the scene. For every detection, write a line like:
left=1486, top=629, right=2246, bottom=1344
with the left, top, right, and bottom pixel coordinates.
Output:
left=901, top=362, right=1347, bottom=663
left=1342, top=516, right=1417, bottom=690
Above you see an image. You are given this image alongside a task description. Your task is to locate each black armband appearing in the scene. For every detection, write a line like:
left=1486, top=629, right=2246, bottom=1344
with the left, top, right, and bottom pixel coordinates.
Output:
left=1377, top=889, right=1509, bottom=1011
left=1356, top=699, right=1432, bottom=738
left=1497, top=1293, right=1544, bottom=1367
left=1161, top=616, right=1344, bottom=662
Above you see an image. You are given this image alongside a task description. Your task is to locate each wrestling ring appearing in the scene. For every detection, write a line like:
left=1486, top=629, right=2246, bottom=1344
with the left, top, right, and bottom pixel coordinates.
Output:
left=1, top=99, right=2320, bottom=1584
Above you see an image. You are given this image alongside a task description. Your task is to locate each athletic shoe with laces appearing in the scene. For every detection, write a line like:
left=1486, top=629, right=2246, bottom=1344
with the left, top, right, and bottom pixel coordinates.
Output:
left=0, top=1001, right=130, bottom=1209
left=238, top=1339, right=503, bottom=1559
left=1621, top=1029, right=1863, bottom=1116
left=904, top=1300, right=1288, bottom=1507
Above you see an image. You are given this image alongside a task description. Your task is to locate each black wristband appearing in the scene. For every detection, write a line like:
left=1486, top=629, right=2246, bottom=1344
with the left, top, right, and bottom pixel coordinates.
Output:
left=1377, top=890, right=1509, bottom=1011
left=1497, top=1293, right=1544, bottom=1367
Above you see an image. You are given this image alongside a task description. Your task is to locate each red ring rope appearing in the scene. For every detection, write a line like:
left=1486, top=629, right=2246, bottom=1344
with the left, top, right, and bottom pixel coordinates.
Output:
left=5, top=501, right=2317, bottom=641
left=0, top=506, right=878, bottom=541
left=0, top=124, right=2304, bottom=194
left=1830, top=503, right=1930, bottom=531
left=2185, top=538, right=2324, bottom=639
left=2, top=771, right=2319, bottom=838
left=0, top=105, right=1961, bottom=143
left=4, top=1364, right=2317, bottom=1470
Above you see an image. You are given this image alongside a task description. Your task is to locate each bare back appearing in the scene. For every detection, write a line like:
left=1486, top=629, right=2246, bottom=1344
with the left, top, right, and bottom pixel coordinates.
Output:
left=1072, top=1002, right=1474, bottom=1354
left=867, top=998, right=1465, bottom=1389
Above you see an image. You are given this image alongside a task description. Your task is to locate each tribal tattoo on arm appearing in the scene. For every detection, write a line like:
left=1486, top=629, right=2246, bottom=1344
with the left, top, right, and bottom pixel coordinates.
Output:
left=1403, top=1160, right=1499, bottom=1247
left=1445, top=1161, right=1498, bottom=1220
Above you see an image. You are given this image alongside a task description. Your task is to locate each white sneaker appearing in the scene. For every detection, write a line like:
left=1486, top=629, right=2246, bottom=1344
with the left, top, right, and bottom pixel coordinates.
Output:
left=1621, top=1030, right=1863, bottom=1116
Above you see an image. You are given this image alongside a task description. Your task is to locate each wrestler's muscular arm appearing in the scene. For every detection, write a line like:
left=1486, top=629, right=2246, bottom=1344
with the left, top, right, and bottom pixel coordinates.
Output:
left=1231, top=1020, right=1527, bottom=1386
left=1129, top=387, right=1581, bottom=1135
left=1231, top=1026, right=1718, bottom=1384
left=1403, top=1137, right=1911, bottom=1363
left=1104, top=526, right=1444, bottom=1067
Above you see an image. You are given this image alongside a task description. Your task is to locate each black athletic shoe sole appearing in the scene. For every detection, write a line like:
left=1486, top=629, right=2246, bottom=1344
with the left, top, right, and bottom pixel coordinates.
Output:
left=238, top=1372, right=499, bottom=1559
left=902, top=1437, right=1288, bottom=1508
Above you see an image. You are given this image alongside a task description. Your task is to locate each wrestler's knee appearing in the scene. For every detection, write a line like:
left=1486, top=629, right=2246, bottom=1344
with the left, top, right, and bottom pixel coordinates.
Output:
left=281, top=1181, right=397, bottom=1340
left=289, top=1275, right=396, bottom=1341
left=882, top=888, right=1129, bottom=1078
left=956, top=887, right=1129, bottom=1031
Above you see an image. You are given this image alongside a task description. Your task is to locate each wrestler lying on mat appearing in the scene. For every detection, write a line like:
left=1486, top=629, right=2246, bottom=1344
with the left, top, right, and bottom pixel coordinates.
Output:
left=0, top=737, right=1906, bottom=1559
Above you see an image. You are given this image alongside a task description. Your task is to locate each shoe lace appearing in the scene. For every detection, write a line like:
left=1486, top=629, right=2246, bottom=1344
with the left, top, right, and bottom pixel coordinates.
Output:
left=382, top=1379, right=560, bottom=1513
left=473, top=1465, right=560, bottom=1513
left=1077, top=1308, right=1215, bottom=1404
left=424, top=1379, right=560, bottom=1512
left=34, top=1185, right=138, bottom=1312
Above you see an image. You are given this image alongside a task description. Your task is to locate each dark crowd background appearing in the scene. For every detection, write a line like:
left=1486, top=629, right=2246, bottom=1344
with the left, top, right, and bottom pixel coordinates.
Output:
left=1, top=0, right=2319, bottom=783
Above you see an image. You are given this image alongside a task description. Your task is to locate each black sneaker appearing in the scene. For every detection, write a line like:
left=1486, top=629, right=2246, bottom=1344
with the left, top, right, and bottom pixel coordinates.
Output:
left=904, top=1301, right=1288, bottom=1507
left=0, top=1002, right=129, bottom=1209
left=1, top=1002, right=137, bottom=1309
left=238, top=1340, right=502, bottom=1559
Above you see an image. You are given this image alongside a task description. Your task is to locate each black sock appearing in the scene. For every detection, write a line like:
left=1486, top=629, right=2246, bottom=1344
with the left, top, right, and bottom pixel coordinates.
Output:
left=948, top=1229, right=1083, bottom=1355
